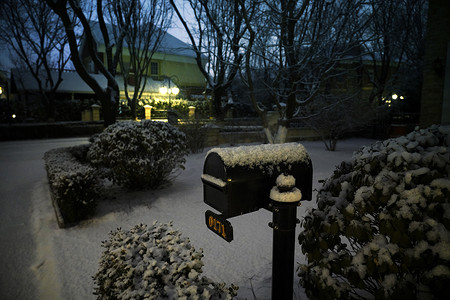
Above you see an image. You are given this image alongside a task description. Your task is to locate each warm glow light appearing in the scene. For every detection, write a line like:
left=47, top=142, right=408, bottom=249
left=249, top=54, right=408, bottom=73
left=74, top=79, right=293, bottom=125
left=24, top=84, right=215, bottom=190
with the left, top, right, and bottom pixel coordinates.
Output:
left=400, top=96, right=404, bottom=100
left=171, top=87, right=179, bottom=95
left=0, top=86, right=3, bottom=95
left=392, top=94, right=398, bottom=100
left=12, top=114, right=16, bottom=119
left=159, top=87, right=168, bottom=94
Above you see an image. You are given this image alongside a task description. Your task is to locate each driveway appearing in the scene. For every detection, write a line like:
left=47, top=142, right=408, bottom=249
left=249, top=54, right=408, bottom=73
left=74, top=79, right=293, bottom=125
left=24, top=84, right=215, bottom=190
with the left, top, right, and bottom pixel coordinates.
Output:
left=0, top=138, right=88, bottom=300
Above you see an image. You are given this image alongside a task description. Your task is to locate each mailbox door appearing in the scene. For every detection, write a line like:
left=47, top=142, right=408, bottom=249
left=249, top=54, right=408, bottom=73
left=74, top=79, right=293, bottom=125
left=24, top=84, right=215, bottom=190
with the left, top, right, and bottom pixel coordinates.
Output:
left=203, top=182, right=229, bottom=216
left=226, top=171, right=267, bottom=218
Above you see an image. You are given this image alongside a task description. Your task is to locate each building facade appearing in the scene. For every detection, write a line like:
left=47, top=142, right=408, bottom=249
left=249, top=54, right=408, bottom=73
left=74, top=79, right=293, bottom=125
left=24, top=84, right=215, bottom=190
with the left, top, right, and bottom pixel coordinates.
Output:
left=80, top=22, right=207, bottom=100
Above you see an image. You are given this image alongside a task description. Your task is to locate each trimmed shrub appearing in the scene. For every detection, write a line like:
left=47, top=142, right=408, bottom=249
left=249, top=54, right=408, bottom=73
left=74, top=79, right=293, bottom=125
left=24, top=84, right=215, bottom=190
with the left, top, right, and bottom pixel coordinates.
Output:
left=298, top=125, right=450, bottom=299
left=44, top=144, right=102, bottom=225
left=93, top=222, right=238, bottom=299
left=88, top=121, right=188, bottom=189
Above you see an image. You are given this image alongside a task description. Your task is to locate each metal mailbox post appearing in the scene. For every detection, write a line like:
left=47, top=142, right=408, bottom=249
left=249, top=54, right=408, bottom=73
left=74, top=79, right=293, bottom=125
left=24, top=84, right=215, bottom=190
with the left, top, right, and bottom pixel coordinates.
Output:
left=201, top=143, right=313, bottom=299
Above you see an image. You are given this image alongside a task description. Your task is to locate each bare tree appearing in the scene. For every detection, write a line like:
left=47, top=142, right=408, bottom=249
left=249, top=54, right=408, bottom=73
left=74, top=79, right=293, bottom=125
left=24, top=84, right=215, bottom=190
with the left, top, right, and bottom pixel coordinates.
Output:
left=0, top=0, right=72, bottom=121
left=170, top=0, right=254, bottom=120
left=300, top=94, right=374, bottom=150
left=241, top=0, right=372, bottom=143
left=106, top=0, right=172, bottom=120
left=44, top=0, right=136, bottom=126
left=363, top=0, right=428, bottom=105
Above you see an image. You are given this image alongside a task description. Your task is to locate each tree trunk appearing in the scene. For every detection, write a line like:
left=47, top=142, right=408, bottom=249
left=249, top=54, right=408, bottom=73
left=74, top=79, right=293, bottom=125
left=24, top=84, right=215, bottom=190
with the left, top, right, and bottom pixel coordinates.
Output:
left=102, top=86, right=118, bottom=127
left=274, top=124, right=288, bottom=144
left=130, top=98, right=137, bottom=121
left=213, top=86, right=224, bottom=120
left=263, top=123, right=289, bottom=144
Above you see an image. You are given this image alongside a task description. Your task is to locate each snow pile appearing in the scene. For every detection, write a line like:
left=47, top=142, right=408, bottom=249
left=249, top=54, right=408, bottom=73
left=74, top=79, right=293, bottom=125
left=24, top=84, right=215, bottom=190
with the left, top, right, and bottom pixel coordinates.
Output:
left=43, top=145, right=102, bottom=224
left=94, top=222, right=238, bottom=300
left=298, top=125, right=450, bottom=299
left=88, top=120, right=188, bottom=189
left=209, top=143, right=310, bottom=171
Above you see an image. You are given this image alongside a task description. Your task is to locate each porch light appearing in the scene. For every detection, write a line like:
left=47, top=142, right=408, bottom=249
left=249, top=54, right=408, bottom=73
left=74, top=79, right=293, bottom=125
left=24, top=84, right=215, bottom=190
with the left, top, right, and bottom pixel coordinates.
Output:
left=159, top=86, right=168, bottom=94
left=170, top=87, right=179, bottom=95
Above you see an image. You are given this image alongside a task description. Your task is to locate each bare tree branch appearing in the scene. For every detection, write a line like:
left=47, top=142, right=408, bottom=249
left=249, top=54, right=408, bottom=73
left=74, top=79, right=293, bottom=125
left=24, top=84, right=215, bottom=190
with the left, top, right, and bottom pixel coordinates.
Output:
left=0, top=0, right=72, bottom=120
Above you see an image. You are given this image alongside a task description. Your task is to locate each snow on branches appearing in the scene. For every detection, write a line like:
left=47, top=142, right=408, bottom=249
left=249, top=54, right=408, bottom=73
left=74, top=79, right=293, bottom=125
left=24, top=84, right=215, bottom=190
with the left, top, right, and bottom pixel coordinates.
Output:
left=94, top=222, right=238, bottom=299
left=298, top=125, right=450, bottom=299
left=88, top=120, right=188, bottom=189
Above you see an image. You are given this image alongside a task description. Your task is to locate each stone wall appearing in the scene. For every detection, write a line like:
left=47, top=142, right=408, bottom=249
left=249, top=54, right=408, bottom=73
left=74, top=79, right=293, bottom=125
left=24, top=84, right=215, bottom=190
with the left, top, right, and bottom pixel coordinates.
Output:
left=204, top=126, right=320, bottom=147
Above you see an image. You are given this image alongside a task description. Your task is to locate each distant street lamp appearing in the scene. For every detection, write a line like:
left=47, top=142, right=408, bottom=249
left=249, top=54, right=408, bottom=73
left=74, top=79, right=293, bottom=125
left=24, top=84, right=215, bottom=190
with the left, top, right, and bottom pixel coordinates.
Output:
left=159, top=75, right=179, bottom=107
left=384, top=93, right=405, bottom=108
left=159, top=86, right=168, bottom=95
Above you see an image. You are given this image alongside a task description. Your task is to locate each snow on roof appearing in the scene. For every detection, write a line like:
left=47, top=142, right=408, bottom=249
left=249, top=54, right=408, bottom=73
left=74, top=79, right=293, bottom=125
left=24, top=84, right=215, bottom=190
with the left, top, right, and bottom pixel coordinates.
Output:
left=0, top=45, right=14, bottom=77
left=89, top=21, right=201, bottom=59
left=208, top=143, right=310, bottom=169
left=11, top=68, right=166, bottom=94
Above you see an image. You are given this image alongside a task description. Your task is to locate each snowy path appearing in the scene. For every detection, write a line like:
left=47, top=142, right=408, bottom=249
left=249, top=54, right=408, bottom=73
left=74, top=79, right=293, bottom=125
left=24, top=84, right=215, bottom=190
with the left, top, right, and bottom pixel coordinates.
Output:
left=0, top=138, right=89, bottom=300
left=0, top=137, right=376, bottom=300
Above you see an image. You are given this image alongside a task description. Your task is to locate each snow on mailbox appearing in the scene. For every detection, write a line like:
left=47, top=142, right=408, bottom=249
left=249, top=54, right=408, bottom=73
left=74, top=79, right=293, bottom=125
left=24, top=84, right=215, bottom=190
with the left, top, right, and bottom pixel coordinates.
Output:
left=201, top=143, right=312, bottom=219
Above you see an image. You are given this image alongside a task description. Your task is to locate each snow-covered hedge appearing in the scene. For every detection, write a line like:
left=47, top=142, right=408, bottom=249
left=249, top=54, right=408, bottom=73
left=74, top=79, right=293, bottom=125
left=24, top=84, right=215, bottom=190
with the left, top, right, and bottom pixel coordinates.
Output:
left=298, top=125, right=449, bottom=299
left=94, top=222, right=238, bottom=299
left=88, top=121, right=188, bottom=189
left=44, top=144, right=102, bottom=225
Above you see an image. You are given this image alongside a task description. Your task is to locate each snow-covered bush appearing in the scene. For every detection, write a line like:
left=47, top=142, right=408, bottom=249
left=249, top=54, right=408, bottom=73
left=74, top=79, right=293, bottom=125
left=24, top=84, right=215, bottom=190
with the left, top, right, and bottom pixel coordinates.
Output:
left=94, top=222, right=238, bottom=299
left=44, top=144, right=102, bottom=224
left=298, top=125, right=450, bottom=299
left=88, top=121, right=188, bottom=189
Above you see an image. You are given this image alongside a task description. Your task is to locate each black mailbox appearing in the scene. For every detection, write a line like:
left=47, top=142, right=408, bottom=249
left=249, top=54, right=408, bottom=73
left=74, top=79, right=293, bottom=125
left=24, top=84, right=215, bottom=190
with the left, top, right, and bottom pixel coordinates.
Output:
left=202, top=143, right=312, bottom=218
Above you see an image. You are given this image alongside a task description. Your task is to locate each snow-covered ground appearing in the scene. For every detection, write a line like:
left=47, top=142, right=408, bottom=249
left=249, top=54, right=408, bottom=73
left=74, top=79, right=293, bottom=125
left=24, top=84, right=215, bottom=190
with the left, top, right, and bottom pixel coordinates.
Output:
left=1, top=137, right=376, bottom=299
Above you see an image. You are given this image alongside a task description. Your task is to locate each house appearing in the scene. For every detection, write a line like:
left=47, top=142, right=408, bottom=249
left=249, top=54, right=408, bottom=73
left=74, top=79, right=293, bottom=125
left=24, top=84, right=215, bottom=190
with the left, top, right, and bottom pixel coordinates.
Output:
left=80, top=22, right=207, bottom=100
left=6, top=22, right=208, bottom=121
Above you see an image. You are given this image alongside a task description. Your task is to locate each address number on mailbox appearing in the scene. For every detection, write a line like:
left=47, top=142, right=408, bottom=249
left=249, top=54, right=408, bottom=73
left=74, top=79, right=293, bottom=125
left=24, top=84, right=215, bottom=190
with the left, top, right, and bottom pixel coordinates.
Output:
left=205, top=210, right=233, bottom=242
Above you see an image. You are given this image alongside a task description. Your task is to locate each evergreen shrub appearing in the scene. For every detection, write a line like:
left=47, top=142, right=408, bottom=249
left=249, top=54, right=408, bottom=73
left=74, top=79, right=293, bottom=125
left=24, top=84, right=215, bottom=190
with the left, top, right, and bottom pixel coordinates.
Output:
left=298, top=125, right=450, bottom=299
left=88, top=120, right=188, bottom=189
left=44, top=144, right=102, bottom=224
left=94, top=222, right=238, bottom=299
